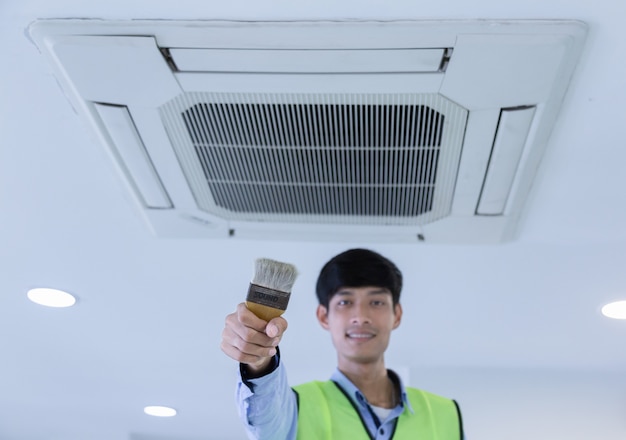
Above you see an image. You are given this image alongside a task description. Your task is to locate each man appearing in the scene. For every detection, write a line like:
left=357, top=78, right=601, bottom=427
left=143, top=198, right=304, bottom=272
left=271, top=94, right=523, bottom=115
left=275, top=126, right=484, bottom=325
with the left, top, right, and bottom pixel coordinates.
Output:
left=221, top=248, right=464, bottom=439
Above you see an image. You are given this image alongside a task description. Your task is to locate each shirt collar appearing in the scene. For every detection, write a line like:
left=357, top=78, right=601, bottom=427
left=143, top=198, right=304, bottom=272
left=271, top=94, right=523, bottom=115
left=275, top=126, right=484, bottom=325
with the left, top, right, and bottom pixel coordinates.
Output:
left=330, top=368, right=414, bottom=414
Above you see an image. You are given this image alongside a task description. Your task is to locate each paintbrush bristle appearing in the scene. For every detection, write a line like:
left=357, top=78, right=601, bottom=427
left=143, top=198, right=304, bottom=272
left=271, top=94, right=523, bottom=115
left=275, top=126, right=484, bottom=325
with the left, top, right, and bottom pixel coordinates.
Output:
left=252, top=258, right=298, bottom=293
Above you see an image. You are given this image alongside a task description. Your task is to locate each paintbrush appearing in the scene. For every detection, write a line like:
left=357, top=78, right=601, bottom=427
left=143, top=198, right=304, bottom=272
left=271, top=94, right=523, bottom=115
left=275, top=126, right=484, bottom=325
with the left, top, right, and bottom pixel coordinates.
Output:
left=246, top=258, right=298, bottom=322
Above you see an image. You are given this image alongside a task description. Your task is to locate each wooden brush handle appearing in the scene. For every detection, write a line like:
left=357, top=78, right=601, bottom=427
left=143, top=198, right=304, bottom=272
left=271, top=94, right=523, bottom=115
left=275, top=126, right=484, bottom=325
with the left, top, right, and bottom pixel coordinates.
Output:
left=245, top=301, right=285, bottom=322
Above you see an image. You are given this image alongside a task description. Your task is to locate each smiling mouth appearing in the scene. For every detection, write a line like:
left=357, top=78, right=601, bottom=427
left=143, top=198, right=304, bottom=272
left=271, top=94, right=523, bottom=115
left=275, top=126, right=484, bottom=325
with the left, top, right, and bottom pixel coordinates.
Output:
left=346, top=332, right=375, bottom=340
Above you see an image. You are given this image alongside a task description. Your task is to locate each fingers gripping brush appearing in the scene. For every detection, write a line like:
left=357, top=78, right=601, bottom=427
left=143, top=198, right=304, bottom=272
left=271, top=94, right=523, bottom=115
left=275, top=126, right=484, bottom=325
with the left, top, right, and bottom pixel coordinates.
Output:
left=246, top=258, right=298, bottom=322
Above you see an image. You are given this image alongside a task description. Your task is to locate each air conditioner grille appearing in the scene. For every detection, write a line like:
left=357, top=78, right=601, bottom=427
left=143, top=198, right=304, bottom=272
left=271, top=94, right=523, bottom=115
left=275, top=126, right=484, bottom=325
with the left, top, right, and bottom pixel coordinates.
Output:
left=161, top=93, right=467, bottom=225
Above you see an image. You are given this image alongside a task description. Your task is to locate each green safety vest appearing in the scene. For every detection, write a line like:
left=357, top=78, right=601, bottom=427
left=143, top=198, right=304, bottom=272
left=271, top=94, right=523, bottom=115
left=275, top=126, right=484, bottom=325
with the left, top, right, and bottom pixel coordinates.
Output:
left=293, top=380, right=461, bottom=440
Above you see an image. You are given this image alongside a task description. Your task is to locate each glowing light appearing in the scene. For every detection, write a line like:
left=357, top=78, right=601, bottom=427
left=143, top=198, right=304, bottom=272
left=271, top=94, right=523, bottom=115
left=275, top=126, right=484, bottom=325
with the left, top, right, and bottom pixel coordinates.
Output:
left=144, top=406, right=177, bottom=417
left=27, top=288, right=76, bottom=308
left=601, top=301, right=626, bottom=320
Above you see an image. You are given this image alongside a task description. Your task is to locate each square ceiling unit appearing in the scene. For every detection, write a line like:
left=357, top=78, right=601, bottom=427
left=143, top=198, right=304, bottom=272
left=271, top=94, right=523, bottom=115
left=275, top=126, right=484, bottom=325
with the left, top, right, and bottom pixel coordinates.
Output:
left=28, top=19, right=587, bottom=243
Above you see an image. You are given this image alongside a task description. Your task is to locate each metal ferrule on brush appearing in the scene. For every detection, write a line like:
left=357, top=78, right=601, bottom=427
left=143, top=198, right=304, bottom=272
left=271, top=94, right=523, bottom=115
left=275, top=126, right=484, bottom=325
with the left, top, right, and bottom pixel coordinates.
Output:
left=246, top=283, right=290, bottom=311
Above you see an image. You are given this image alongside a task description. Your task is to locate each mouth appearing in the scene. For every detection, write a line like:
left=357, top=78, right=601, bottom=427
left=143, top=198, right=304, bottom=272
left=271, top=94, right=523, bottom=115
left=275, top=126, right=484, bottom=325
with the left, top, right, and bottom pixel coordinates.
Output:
left=346, top=331, right=375, bottom=341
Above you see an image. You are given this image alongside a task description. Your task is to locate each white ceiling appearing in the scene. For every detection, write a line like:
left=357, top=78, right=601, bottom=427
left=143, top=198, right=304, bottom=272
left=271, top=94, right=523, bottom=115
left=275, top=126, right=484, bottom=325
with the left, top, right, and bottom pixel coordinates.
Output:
left=1, top=1, right=625, bottom=440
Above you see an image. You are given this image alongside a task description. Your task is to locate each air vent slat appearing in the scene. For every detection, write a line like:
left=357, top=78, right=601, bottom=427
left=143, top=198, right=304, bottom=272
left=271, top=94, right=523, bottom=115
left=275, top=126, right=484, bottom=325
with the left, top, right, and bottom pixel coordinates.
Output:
left=425, top=104, right=435, bottom=216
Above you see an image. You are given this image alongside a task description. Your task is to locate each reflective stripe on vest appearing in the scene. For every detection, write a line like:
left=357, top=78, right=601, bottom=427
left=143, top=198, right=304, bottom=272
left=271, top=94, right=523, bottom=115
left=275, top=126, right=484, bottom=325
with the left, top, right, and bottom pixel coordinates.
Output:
left=293, top=380, right=461, bottom=440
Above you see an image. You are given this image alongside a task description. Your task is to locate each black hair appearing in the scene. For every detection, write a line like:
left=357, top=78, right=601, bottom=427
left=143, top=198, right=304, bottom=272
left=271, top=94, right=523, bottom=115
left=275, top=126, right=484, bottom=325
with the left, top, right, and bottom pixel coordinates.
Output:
left=315, top=248, right=403, bottom=308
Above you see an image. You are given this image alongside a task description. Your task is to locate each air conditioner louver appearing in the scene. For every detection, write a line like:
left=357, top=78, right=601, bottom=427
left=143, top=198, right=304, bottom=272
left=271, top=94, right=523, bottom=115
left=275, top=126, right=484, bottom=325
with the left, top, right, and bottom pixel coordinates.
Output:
left=28, top=19, right=587, bottom=242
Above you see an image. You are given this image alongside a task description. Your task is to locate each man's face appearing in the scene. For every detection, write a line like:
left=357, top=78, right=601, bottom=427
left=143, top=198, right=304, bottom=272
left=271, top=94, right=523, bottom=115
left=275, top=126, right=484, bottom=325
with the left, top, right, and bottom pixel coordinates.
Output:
left=316, top=286, right=402, bottom=367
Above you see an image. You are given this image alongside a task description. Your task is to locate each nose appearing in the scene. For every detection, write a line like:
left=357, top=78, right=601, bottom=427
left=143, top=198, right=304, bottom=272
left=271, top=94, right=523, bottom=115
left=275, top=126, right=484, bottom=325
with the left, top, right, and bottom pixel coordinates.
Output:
left=350, top=301, right=371, bottom=325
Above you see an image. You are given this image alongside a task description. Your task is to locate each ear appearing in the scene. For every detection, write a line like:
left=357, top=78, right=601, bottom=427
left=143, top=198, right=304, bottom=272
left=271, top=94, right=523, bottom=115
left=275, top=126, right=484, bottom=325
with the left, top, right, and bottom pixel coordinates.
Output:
left=316, top=304, right=330, bottom=330
left=392, top=303, right=403, bottom=329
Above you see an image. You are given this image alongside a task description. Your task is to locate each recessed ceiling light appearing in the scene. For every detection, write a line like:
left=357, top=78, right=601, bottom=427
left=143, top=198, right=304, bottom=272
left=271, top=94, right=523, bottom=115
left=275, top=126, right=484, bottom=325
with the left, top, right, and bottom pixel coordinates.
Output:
left=27, top=288, right=76, bottom=308
left=144, top=406, right=177, bottom=417
left=601, top=300, right=626, bottom=320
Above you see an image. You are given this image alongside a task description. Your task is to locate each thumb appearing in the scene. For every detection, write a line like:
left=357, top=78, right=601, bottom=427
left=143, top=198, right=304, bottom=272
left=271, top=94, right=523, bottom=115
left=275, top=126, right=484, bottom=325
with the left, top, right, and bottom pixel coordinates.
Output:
left=266, top=316, right=288, bottom=338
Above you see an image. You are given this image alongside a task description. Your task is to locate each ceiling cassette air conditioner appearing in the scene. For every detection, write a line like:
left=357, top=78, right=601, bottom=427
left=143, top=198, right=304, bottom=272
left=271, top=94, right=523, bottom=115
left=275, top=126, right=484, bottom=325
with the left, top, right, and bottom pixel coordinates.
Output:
left=28, top=19, right=587, bottom=243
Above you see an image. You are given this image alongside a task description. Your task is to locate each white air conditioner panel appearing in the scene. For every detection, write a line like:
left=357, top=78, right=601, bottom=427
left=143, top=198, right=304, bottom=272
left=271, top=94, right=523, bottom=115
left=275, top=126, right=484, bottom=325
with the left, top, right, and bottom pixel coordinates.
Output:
left=28, top=19, right=588, bottom=243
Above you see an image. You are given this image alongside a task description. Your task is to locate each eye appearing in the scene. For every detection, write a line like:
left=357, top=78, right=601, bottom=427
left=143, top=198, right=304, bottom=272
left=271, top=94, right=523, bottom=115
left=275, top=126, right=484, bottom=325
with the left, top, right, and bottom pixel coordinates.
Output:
left=371, top=300, right=386, bottom=306
left=337, top=299, right=351, bottom=306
